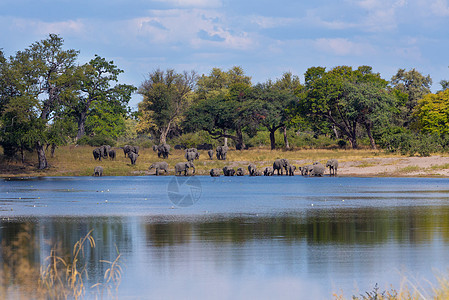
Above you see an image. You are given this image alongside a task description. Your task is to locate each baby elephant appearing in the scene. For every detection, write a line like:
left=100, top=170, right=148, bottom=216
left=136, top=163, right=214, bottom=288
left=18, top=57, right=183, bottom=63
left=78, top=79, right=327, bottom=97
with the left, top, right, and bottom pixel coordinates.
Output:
left=310, top=163, right=325, bottom=177
left=175, top=161, right=195, bottom=176
left=93, top=166, right=103, bottom=177
left=208, top=150, right=214, bottom=160
left=129, top=152, right=139, bottom=165
left=287, top=164, right=296, bottom=176
left=326, top=159, right=339, bottom=176
left=149, top=162, right=169, bottom=175
left=222, top=166, right=235, bottom=176
left=210, top=168, right=221, bottom=177
left=236, top=167, right=245, bottom=176
left=248, top=163, right=257, bottom=176
left=264, top=167, right=274, bottom=176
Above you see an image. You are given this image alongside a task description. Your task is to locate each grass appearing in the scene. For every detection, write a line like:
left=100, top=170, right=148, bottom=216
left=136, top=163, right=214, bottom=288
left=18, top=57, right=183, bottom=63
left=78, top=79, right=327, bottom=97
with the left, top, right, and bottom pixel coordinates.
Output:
left=397, top=165, right=422, bottom=174
left=0, top=226, right=122, bottom=300
left=0, top=145, right=403, bottom=177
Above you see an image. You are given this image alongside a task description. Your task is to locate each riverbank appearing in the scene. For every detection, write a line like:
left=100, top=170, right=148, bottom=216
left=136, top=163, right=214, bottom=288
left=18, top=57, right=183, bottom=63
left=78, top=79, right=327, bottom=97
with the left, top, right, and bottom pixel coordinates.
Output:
left=1, top=146, right=449, bottom=177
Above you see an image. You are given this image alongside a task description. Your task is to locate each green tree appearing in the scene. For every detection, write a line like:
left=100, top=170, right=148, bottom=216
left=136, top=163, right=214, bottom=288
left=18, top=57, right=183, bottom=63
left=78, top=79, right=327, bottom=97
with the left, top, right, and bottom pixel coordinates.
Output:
left=184, top=67, right=254, bottom=148
left=441, top=67, right=449, bottom=91
left=414, top=90, right=449, bottom=136
left=72, top=55, right=136, bottom=140
left=297, top=66, right=394, bottom=149
left=0, top=35, right=79, bottom=168
left=390, top=68, right=432, bottom=127
left=251, top=72, right=300, bottom=150
left=137, top=69, right=197, bottom=144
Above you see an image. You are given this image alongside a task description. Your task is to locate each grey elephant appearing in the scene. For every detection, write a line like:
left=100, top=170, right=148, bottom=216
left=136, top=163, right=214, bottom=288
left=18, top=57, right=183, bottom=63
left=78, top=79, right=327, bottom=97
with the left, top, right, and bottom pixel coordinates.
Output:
left=310, top=162, right=325, bottom=176
left=300, top=165, right=313, bottom=176
left=263, top=166, right=274, bottom=176
left=222, top=166, right=235, bottom=176
left=326, top=159, right=339, bottom=176
left=93, top=166, right=103, bottom=177
left=152, top=145, right=158, bottom=152
left=108, top=149, right=116, bottom=160
left=248, top=163, right=257, bottom=176
left=175, top=161, right=195, bottom=176
left=99, top=145, right=110, bottom=159
left=122, top=145, right=132, bottom=157
left=131, top=145, right=139, bottom=155
left=157, top=144, right=171, bottom=159
left=208, top=150, right=214, bottom=159
left=216, top=146, right=229, bottom=160
left=185, top=148, right=199, bottom=161
left=236, top=167, right=245, bottom=176
left=273, top=159, right=289, bottom=175
left=93, top=148, right=102, bottom=161
left=287, top=164, right=296, bottom=176
left=210, top=168, right=221, bottom=177
left=149, top=161, right=169, bottom=175
left=253, top=170, right=263, bottom=176
left=129, top=152, right=138, bottom=165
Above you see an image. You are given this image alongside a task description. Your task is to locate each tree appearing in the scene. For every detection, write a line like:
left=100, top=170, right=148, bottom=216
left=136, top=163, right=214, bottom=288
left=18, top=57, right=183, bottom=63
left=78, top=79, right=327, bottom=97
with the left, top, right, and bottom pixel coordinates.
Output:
left=184, top=67, right=254, bottom=148
left=297, top=66, right=395, bottom=149
left=413, top=89, right=449, bottom=136
left=251, top=72, right=299, bottom=150
left=137, top=69, right=197, bottom=144
left=0, top=34, right=79, bottom=168
left=390, top=68, right=432, bottom=127
left=72, top=55, right=136, bottom=140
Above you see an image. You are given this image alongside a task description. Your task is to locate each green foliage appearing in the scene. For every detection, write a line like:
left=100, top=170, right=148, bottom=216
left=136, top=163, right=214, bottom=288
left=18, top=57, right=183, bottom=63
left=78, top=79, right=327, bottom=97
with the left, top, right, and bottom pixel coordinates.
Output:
left=413, top=90, right=449, bottom=136
left=169, top=131, right=218, bottom=149
left=380, top=130, right=442, bottom=157
left=76, top=135, right=116, bottom=147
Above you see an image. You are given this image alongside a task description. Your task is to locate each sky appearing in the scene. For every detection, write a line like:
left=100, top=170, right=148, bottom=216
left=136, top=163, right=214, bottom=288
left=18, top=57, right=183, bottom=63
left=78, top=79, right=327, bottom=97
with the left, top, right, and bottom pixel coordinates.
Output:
left=1, top=0, right=449, bottom=108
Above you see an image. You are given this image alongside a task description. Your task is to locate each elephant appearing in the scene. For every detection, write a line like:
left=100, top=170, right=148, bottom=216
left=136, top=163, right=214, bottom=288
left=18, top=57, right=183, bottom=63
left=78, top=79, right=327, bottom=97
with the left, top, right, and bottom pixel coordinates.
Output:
left=123, top=145, right=132, bottom=157
left=264, top=167, right=274, bottom=176
left=273, top=159, right=289, bottom=175
left=174, top=144, right=186, bottom=150
left=129, top=152, right=138, bottom=165
left=152, top=145, right=158, bottom=152
left=185, top=148, right=199, bottom=161
left=131, top=146, right=139, bottom=155
left=157, top=144, right=171, bottom=159
left=210, top=168, right=221, bottom=177
left=326, top=159, right=339, bottom=176
left=253, top=170, right=263, bottom=176
left=175, top=161, right=195, bottom=176
left=216, top=146, right=229, bottom=160
left=93, top=148, right=102, bottom=161
left=236, top=167, right=245, bottom=176
left=93, top=166, right=103, bottom=177
left=149, top=162, right=169, bottom=175
left=299, top=165, right=313, bottom=176
left=248, top=163, right=257, bottom=176
left=108, top=149, right=116, bottom=160
left=287, top=164, right=296, bottom=176
left=208, top=150, right=214, bottom=159
left=222, top=166, right=235, bottom=176
left=310, top=163, right=325, bottom=177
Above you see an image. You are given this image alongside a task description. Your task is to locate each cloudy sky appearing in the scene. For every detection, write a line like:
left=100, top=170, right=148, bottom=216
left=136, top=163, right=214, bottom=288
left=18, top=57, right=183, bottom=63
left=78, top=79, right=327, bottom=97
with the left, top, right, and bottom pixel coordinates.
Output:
left=1, top=0, right=449, bottom=107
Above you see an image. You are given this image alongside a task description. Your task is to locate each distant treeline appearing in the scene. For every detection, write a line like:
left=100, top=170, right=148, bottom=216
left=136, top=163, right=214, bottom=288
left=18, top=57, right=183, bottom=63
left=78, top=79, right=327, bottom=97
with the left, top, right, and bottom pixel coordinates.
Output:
left=1, top=34, right=449, bottom=169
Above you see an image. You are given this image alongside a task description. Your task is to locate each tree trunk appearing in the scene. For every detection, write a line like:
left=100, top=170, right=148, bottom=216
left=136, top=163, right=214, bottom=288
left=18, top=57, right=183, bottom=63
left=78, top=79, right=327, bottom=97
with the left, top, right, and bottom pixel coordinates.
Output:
left=283, top=126, right=290, bottom=149
left=20, top=148, right=25, bottom=164
left=269, top=129, right=276, bottom=150
left=51, top=144, right=56, bottom=158
left=36, top=142, right=48, bottom=169
left=76, top=111, right=88, bottom=141
left=332, top=125, right=339, bottom=139
left=236, top=127, right=245, bottom=149
left=159, top=120, right=172, bottom=145
left=364, top=122, right=376, bottom=150
left=224, top=137, right=228, bottom=147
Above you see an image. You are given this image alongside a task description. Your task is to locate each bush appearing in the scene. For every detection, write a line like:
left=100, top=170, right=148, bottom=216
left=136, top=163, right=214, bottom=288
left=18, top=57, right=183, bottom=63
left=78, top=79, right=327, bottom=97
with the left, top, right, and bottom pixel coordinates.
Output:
left=77, top=135, right=116, bottom=147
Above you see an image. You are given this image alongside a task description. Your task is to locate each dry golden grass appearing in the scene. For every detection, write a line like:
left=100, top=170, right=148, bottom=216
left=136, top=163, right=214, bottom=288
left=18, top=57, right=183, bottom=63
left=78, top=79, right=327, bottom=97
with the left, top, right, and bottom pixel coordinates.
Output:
left=0, top=226, right=122, bottom=300
left=0, top=145, right=403, bottom=177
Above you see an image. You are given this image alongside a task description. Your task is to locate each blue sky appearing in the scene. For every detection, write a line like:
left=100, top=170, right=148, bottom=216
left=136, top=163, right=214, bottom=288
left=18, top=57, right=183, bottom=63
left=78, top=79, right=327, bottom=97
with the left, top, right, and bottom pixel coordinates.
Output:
left=1, top=0, right=449, bottom=108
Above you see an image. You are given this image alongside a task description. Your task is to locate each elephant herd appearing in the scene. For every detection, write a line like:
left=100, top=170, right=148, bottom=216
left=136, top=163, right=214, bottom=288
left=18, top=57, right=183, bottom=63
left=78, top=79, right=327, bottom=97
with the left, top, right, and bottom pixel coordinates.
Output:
left=92, top=143, right=339, bottom=177
left=209, top=159, right=338, bottom=178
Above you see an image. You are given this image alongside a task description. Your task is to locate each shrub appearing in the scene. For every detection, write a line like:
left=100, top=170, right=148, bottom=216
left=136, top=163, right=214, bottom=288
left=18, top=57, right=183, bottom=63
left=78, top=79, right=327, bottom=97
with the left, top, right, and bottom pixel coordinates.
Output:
left=77, top=135, right=116, bottom=147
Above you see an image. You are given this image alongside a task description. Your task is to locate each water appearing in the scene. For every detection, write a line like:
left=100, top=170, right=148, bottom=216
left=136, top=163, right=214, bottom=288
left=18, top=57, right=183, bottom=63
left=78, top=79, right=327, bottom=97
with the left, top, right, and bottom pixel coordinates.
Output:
left=1, top=176, right=449, bottom=299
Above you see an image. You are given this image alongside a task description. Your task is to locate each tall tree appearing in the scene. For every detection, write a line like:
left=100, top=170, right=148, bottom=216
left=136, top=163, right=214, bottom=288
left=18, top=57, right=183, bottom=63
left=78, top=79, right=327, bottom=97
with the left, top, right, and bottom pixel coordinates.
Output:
left=441, top=67, right=449, bottom=91
left=0, top=35, right=79, bottom=168
left=72, top=55, right=135, bottom=140
left=137, top=69, right=197, bottom=144
left=297, top=66, right=394, bottom=149
left=390, top=68, right=432, bottom=127
left=414, top=89, right=449, bottom=136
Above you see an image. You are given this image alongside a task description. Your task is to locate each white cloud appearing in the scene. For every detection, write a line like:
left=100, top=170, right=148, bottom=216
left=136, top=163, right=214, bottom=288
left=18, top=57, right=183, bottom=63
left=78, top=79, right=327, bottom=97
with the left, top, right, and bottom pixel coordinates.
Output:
left=152, top=0, right=222, bottom=8
left=314, top=38, right=374, bottom=56
left=431, top=0, right=449, bottom=16
left=5, top=17, right=86, bottom=36
left=249, top=15, right=298, bottom=29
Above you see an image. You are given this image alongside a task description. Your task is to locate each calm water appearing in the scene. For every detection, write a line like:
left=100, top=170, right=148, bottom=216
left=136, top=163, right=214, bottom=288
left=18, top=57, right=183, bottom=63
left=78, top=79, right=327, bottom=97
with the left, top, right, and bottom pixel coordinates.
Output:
left=1, top=176, right=449, bottom=299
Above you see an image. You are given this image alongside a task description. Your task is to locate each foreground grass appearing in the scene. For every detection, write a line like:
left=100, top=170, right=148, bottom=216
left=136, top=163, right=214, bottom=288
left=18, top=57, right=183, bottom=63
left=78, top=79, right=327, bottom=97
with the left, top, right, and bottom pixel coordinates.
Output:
left=0, top=145, right=401, bottom=177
